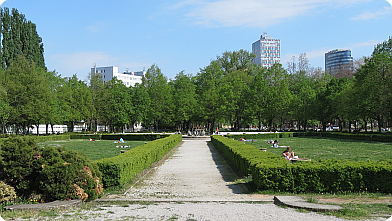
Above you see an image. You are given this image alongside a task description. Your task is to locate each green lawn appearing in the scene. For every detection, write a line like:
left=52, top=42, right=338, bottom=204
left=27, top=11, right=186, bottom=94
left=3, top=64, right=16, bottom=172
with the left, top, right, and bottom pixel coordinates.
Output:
left=248, top=137, right=392, bottom=162
left=38, top=139, right=147, bottom=161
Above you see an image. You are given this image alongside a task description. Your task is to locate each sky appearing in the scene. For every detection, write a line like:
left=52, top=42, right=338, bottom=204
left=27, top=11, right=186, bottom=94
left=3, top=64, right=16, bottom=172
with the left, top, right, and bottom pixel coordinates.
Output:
left=0, top=0, right=391, bottom=81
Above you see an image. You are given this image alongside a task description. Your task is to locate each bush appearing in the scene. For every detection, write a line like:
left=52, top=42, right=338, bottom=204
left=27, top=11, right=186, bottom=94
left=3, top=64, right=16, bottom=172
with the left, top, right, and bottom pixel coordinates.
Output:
left=38, top=146, right=103, bottom=202
left=0, top=136, right=103, bottom=202
left=0, top=136, right=38, bottom=196
left=0, top=181, right=17, bottom=202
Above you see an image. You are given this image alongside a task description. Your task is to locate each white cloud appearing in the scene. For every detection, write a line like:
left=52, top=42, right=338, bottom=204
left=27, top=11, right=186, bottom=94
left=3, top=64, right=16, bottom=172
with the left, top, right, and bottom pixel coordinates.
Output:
left=173, top=0, right=370, bottom=27
left=349, top=39, right=383, bottom=48
left=0, top=0, right=6, bottom=6
left=350, top=7, right=391, bottom=20
left=87, top=22, right=107, bottom=33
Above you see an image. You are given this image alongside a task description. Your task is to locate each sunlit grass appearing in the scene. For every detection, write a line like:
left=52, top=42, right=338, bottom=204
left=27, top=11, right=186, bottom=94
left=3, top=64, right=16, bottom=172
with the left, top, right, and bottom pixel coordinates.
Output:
left=249, top=137, right=392, bottom=161
left=38, top=139, right=148, bottom=161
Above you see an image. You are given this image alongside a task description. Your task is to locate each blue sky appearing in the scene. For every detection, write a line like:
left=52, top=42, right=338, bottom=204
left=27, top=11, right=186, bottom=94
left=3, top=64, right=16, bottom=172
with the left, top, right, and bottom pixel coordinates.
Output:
left=1, top=0, right=391, bottom=81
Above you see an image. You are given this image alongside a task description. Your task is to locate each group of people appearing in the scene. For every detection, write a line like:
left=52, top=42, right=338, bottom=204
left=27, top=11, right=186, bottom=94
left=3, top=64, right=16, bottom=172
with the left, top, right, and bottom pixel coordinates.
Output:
left=266, top=139, right=298, bottom=161
left=267, top=139, right=290, bottom=148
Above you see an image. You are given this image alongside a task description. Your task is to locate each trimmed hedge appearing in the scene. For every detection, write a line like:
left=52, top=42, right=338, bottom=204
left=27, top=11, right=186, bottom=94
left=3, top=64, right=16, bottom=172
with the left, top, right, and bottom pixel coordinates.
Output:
left=70, top=134, right=170, bottom=141
left=95, top=134, right=182, bottom=187
left=70, top=134, right=100, bottom=140
left=224, top=131, right=392, bottom=143
left=211, top=135, right=392, bottom=194
left=294, top=131, right=392, bottom=142
left=101, top=134, right=171, bottom=141
left=32, top=135, right=70, bottom=142
left=225, top=132, right=294, bottom=140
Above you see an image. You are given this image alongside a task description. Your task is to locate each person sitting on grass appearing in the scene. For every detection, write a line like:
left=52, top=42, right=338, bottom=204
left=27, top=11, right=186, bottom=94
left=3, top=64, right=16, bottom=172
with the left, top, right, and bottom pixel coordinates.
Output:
left=282, top=147, right=295, bottom=161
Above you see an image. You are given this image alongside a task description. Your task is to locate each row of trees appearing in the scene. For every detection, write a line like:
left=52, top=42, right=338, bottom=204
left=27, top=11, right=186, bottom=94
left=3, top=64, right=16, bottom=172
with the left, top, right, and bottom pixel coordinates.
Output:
left=0, top=8, right=391, bottom=134
left=87, top=38, right=392, bottom=133
left=2, top=37, right=390, bottom=134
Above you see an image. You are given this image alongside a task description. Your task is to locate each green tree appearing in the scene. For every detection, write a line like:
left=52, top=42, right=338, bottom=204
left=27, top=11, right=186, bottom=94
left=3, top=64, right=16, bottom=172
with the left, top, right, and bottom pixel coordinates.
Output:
left=57, top=75, right=92, bottom=132
left=172, top=71, right=197, bottom=131
left=263, top=63, right=292, bottom=129
left=0, top=7, right=45, bottom=69
left=129, top=83, right=150, bottom=132
left=142, top=64, right=173, bottom=131
left=0, top=68, right=10, bottom=133
left=354, top=52, right=392, bottom=132
left=88, top=71, right=105, bottom=132
left=216, top=50, right=256, bottom=74
left=101, top=77, right=133, bottom=132
left=5, top=55, right=50, bottom=134
left=195, top=61, right=224, bottom=133
left=218, top=70, right=252, bottom=130
left=249, top=66, right=269, bottom=129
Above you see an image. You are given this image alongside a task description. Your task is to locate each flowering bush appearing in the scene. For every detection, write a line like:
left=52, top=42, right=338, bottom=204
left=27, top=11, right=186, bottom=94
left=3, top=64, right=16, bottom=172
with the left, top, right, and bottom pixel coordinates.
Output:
left=0, top=181, right=17, bottom=202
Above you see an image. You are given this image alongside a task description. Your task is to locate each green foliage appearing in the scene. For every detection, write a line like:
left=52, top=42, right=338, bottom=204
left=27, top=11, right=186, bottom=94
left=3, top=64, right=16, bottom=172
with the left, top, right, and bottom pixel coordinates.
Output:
left=0, top=136, right=103, bottom=201
left=294, top=131, right=392, bottom=142
left=142, top=64, right=173, bottom=130
left=101, top=134, right=170, bottom=141
left=38, top=146, right=103, bottom=201
left=0, top=180, right=17, bottom=202
left=0, top=7, right=45, bottom=69
left=211, top=135, right=392, bottom=194
left=225, top=132, right=294, bottom=140
left=95, top=134, right=182, bottom=187
left=0, top=136, right=38, bottom=196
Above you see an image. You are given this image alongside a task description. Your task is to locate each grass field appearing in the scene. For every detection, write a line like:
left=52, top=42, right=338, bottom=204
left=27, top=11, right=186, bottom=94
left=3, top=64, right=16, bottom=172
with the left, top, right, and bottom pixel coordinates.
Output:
left=38, top=139, right=148, bottom=161
left=248, top=137, right=392, bottom=161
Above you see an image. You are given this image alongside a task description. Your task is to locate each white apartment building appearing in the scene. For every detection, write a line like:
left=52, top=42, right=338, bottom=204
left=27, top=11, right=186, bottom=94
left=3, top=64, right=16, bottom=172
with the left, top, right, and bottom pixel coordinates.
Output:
left=252, top=32, right=281, bottom=68
left=91, top=65, right=146, bottom=87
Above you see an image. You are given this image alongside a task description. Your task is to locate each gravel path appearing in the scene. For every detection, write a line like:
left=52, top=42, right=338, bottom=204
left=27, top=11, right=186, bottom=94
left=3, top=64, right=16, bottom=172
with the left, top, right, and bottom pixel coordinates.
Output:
left=124, top=138, right=252, bottom=201
left=13, top=138, right=384, bottom=221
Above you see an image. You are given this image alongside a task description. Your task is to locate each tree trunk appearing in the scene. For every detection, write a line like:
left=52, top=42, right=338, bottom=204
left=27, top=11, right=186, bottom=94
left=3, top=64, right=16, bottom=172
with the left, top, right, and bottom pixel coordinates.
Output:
left=377, top=115, right=382, bottom=133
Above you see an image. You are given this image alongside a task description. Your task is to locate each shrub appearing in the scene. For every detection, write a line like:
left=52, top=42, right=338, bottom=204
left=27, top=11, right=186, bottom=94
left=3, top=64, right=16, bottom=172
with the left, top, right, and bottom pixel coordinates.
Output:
left=0, top=136, right=103, bottom=202
left=0, top=136, right=39, bottom=197
left=38, top=146, right=103, bottom=202
left=0, top=181, right=17, bottom=202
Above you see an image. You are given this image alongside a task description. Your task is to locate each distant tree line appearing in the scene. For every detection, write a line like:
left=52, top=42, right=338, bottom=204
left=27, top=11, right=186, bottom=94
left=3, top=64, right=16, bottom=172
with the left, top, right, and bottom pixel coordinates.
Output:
left=0, top=7, right=391, bottom=134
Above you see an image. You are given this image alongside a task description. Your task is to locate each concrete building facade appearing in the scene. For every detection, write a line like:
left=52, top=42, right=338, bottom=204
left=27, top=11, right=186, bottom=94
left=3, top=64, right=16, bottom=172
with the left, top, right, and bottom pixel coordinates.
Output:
left=91, top=65, right=146, bottom=87
left=252, top=33, right=281, bottom=68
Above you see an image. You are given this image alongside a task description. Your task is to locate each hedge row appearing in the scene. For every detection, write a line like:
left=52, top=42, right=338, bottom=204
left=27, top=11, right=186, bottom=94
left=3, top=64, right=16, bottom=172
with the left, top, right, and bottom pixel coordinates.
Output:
left=70, top=134, right=170, bottom=141
left=211, top=135, right=392, bottom=194
left=224, top=132, right=294, bottom=140
left=294, top=132, right=392, bottom=142
left=32, top=135, right=70, bottom=142
left=1, top=135, right=71, bottom=146
left=224, top=131, right=392, bottom=143
left=95, top=134, right=182, bottom=187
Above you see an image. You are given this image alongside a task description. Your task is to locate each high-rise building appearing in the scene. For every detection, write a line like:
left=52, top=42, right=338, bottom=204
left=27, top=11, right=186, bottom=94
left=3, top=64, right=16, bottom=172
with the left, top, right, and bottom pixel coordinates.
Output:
left=91, top=65, right=146, bottom=87
left=325, top=49, right=353, bottom=76
left=252, top=32, right=281, bottom=67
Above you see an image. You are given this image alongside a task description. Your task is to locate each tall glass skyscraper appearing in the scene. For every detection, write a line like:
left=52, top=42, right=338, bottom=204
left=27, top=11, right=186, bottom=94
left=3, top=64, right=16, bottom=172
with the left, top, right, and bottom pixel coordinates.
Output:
left=252, top=33, right=281, bottom=68
left=325, top=49, right=353, bottom=75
